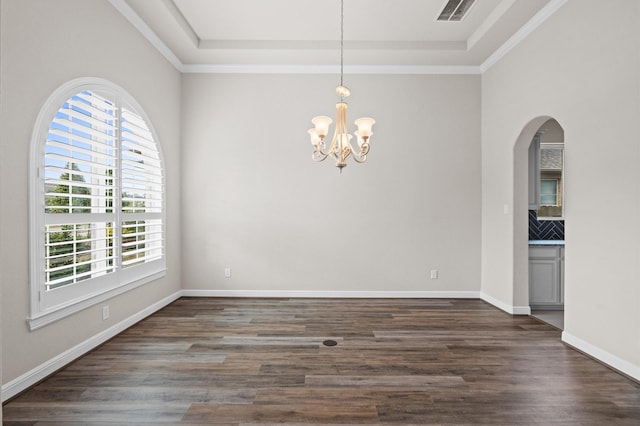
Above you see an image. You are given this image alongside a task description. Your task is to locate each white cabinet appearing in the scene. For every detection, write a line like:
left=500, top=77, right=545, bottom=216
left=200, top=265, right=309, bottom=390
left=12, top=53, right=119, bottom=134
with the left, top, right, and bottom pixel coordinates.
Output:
left=529, top=245, right=564, bottom=309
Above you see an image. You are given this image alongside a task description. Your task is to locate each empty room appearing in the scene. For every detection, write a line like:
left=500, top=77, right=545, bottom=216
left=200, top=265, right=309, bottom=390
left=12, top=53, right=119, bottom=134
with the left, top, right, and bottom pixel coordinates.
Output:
left=1, top=0, right=639, bottom=423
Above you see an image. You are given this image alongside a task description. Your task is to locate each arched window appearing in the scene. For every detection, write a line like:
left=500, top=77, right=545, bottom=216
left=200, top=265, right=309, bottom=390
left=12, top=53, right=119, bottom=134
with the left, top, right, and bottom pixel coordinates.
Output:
left=29, top=78, right=165, bottom=329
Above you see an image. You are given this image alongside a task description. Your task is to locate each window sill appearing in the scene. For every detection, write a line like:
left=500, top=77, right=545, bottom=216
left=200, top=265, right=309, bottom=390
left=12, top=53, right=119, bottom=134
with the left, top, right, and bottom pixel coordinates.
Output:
left=27, top=269, right=166, bottom=331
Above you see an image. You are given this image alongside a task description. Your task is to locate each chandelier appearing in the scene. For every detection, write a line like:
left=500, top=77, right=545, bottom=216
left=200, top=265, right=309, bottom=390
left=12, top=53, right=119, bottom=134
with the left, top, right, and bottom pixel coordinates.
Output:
left=307, top=0, right=375, bottom=172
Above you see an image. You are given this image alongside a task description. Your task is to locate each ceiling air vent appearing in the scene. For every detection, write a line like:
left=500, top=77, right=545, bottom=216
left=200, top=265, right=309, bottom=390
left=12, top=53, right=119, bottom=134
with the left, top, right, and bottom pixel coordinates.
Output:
left=437, top=0, right=477, bottom=21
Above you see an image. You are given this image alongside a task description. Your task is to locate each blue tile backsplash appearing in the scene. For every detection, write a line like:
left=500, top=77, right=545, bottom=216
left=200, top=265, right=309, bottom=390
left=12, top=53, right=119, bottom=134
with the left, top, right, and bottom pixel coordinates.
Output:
left=529, top=210, right=564, bottom=240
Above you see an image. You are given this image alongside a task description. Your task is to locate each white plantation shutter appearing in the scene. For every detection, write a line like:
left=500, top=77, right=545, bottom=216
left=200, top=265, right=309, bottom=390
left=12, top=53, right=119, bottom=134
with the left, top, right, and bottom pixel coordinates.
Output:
left=120, top=107, right=164, bottom=269
left=43, top=90, right=117, bottom=298
left=31, top=80, right=165, bottom=328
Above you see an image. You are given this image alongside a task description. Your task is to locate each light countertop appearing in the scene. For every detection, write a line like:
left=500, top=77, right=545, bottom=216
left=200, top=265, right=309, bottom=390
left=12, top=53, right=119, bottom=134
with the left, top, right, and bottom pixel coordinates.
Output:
left=529, top=240, right=565, bottom=245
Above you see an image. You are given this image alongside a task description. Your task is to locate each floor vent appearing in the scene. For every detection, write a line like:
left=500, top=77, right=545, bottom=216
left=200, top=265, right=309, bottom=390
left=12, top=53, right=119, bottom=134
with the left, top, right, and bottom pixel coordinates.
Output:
left=437, top=0, right=477, bottom=21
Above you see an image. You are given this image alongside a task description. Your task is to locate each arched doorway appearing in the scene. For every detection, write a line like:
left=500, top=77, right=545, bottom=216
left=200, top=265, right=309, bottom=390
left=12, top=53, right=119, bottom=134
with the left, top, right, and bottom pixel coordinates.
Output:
left=513, top=116, right=565, bottom=329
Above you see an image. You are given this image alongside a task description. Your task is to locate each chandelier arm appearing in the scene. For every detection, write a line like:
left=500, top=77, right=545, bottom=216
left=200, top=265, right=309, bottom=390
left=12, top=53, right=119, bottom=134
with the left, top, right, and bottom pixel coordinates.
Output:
left=312, top=149, right=330, bottom=162
left=352, top=154, right=367, bottom=163
left=326, top=123, right=342, bottom=161
left=350, top=143, right=368, bottom=163
left=314, top=140, right=334, bottom=158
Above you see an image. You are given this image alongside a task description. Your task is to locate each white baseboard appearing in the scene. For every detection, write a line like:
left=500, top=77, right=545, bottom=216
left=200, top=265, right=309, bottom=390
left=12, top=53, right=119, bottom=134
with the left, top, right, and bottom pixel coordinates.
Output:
left=14, top=289, right=637, bottom=405
left=181, top=289, right=481, bottom=299
left=1, top=290, right=182, bottom=402
left=2, top=289, right=480, bottom=401
left=480, top=292, right=531, bottom=315
left=562, top=331, right=640, bottom=382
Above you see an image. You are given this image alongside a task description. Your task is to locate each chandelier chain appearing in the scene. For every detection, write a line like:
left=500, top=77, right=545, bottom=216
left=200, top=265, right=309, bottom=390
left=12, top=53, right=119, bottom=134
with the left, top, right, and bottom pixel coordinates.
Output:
left=340, top=0, right=344, bottom=88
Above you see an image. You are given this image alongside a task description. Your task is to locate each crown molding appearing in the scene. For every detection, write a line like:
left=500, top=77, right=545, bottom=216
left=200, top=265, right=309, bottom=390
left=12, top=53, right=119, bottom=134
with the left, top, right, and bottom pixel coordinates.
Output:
left=480, top=0, right=569, bottom=73
left=468, top=0, right=516, bottom=50
left=161, top=0, right=199, bottom=47
left=197, top=40, right=467, bottom=51
left=109, top=0, right=186, bottom=72
left=181, top=64, right=481, bottom=75
left=111, top=0, right=568, bottom=76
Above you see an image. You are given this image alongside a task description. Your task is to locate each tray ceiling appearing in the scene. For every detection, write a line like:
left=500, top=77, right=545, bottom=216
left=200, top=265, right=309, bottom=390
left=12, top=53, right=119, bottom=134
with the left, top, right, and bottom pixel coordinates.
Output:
left=112, top=0, right=565, bottom=73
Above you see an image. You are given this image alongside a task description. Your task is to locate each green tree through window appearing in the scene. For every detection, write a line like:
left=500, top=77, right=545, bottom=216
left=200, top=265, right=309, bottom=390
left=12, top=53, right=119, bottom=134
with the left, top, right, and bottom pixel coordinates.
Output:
left=45, top=163, right=95, bottom=287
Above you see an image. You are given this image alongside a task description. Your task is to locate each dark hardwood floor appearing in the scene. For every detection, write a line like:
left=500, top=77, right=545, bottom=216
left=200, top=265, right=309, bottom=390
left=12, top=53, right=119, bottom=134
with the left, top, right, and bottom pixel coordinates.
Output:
left=3, top=297, right=639, bottom=424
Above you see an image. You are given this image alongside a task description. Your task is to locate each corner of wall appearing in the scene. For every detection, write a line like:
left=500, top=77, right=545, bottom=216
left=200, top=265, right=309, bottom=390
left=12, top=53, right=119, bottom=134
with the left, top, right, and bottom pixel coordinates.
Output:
left=480, top=292, right=530, bottom=315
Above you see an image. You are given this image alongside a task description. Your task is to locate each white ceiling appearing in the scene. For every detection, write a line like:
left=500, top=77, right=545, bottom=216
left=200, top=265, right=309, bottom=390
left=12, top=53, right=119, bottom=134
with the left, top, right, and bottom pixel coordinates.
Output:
left=113, top=0, right=565, bottom=73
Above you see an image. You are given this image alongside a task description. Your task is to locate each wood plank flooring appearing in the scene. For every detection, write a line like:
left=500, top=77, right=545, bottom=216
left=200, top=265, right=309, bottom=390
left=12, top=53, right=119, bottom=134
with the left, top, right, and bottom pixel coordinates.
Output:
left=3, top=297, right=640, bottom=424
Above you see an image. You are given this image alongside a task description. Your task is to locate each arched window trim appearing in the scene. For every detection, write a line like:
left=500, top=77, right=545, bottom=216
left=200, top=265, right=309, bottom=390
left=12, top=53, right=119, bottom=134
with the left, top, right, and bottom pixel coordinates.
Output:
left=29, top=77, right=166, bottom=330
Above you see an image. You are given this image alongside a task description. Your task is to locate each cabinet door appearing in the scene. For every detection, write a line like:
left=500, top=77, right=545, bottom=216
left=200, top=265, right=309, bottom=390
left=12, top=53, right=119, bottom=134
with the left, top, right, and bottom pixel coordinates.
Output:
left=529, top=259, right=560, bottom=305
left=528, top=135, right=541, bottom=210
left=559, top=247, right=564, bottom=304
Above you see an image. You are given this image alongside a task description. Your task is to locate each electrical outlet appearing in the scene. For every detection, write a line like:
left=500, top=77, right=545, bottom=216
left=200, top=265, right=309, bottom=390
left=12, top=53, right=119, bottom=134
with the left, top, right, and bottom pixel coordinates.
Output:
left=102, top=305, right=110, bottom=320
left=430, top=269, right=438, bottom=279
left=225, top=267, right=231, bottom=278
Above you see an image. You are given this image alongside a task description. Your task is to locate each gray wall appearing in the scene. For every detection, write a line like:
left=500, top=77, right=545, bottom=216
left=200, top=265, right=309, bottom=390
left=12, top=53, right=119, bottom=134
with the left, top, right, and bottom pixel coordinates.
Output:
left=481, top=0, right=640, bottom=374
left=3, top=0, right=639, bottom=404
left=0, top=0, right=182, bottom=386
left=180, top=73, right=482, bottom=294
